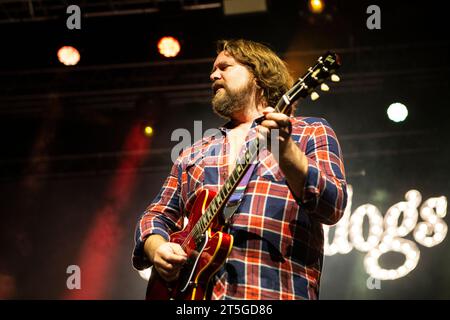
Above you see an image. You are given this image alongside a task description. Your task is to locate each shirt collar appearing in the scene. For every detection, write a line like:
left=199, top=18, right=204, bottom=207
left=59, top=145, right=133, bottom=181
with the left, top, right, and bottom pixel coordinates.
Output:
left=218, top=118, right=260, bottom=135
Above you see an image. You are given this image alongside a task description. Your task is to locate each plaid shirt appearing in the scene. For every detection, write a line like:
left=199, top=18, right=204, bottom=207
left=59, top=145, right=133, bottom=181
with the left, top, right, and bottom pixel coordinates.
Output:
left=133, top=116, right=347, bottom=300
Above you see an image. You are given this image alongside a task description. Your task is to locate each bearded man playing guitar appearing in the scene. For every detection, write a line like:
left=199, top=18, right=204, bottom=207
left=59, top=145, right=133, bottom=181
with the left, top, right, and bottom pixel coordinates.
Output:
left=133, top=39, right=348, bottom=300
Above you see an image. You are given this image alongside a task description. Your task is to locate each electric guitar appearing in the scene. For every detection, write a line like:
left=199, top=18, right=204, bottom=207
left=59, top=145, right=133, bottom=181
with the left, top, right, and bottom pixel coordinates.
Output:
left=145, top=51, right=342, bottom=300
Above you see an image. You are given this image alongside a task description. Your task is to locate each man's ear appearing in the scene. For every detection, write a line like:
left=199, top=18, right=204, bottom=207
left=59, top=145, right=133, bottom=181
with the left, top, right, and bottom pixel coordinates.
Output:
left=253, top=79, right=263, bottom=96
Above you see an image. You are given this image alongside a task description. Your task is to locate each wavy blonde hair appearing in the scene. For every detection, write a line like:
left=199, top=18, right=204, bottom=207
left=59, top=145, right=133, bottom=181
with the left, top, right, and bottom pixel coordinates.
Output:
left=217, top=39, right=294, bottom=114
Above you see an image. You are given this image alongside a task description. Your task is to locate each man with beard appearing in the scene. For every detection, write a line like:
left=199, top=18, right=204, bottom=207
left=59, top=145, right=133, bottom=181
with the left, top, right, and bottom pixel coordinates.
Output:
left=133, top=39, right=347, bottom=300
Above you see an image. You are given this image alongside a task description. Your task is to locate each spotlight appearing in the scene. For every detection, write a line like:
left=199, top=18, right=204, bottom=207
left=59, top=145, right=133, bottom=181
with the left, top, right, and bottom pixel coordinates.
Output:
left=57, top=46, right=80, bottom=66
left=387, top=102, right=408, bottom=123
left=157, top=36, right=181, bottom=58
left=309, top=0, right=325, bottom=14
left=144, top=125, right=154, bottom=137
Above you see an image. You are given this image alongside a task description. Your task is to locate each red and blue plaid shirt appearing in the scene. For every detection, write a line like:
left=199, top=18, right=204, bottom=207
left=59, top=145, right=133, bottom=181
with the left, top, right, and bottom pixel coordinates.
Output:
left=133, top=116, right=347, bottom=300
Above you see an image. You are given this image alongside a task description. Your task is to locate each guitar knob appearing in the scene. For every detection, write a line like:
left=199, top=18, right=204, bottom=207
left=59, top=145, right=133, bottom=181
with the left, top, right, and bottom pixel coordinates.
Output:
left=311, top=92, right=320, bottom=101
left=320, top=83, right=330, bottom=92
left=331, top=74, right=340, bottom=82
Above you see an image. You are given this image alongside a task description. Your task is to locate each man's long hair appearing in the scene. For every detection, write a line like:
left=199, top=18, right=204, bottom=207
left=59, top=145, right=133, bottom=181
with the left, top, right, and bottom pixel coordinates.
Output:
left=217, top=39, right=295, bottom=114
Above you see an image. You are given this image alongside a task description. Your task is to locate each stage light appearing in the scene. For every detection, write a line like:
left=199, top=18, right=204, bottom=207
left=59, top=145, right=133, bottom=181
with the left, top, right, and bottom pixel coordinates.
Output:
left=414, top=196, right=447, bottom=247
left=349, top=204, right=384, bottom=252
left=309, top=0, right=324, bottom=14
left=364, top=238, right=420, bottom=280
left=324, top=185, right=353, bottom=255
left=57, top=46, right=80, bottom=66
left=144, top=125, right=154, bottom=137
left=387, top=102, right=408, bottom=122
left=324, top=187, right=447, bottom=280
left=384, top=190, right=420, bottom=238
left=157, top=36, right=181, bottom=58
left=223, top=0, right=267, bottom=15
left=365, top=190, right=422, bottom=280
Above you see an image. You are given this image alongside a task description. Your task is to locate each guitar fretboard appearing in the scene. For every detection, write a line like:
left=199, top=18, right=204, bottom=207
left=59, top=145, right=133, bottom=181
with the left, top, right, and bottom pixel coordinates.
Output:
left=191, top=137, right=260, bottom=239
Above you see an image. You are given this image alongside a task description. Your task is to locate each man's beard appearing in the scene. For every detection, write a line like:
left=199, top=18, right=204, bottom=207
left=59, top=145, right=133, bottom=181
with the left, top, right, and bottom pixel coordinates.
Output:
left=211, top=81, right=253, bottom=119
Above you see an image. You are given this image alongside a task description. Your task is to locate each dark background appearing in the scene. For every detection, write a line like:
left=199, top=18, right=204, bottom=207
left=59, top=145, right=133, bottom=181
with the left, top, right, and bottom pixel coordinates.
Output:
left=0, top=0, right=449, bottom=299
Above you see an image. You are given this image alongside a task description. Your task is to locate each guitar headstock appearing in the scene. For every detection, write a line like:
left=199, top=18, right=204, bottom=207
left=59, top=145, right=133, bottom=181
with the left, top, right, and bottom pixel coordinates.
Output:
left=277, top=51, right=342, bottom=111
left=309, top=51, right=342, bottom=100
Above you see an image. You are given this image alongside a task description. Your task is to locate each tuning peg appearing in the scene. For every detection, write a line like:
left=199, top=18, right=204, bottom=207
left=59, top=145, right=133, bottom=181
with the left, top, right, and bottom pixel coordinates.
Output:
left=320, top=83, right=330, bottom=92
left=331, top=74, right=340, bottom=82
left=311, top=92, right=320, bottom=101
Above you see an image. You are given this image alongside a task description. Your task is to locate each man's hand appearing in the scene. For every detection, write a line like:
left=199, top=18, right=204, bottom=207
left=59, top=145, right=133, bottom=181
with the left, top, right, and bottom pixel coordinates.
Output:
left=256, top=107, right=308, bottom=200
left=144, top=235, right=187, bottom=282
left=153, top=242, right=187, bottom=282
left=257, top=107, right=293, bottom=153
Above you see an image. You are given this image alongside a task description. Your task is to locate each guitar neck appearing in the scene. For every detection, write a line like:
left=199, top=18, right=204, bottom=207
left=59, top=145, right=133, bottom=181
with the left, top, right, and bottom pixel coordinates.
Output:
left=192, top=138, right=260, bottom=237
left=190, top=101, right=291, bottom=240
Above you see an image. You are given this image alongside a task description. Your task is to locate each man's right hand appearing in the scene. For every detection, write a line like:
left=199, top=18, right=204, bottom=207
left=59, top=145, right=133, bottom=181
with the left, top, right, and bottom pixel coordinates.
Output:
left=144, top=235, right=187, bottom=282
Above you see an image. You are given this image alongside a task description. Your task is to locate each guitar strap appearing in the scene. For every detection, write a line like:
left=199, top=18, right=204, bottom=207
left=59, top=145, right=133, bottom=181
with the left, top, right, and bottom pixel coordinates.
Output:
left=222, top=162, right=257, bottom=226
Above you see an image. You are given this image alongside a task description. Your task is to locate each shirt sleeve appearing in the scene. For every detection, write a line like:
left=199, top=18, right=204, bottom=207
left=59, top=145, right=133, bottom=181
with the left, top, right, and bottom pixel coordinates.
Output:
left=299, top=119, right=348, bottom=225
left=132, top=156, right=184, bottom=270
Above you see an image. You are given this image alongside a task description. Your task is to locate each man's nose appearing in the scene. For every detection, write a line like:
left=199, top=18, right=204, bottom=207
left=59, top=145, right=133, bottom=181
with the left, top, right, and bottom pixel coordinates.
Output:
left=210, top=70, right=221, bottom=82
